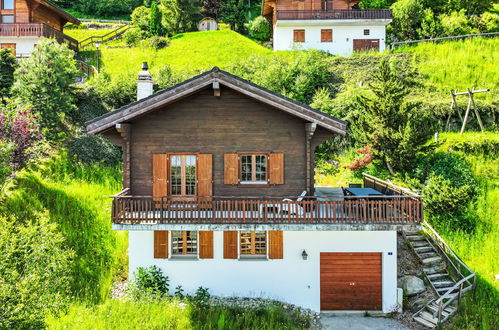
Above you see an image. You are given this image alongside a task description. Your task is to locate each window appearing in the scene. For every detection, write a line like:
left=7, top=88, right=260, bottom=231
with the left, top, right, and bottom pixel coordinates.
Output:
left=240, top=231, right=267, bottom=255
left=170, top=154, right=196, bottom=196
left=321, top=29, right=333, bottom=42
left=364, top=29, right=370, bottom=36
left=2, top=0, right=14, bottom=9
left=293, top=29, right=305, bottom=43
left=171, top=231, right=198, bottom=255
left=240, top=154, right=267, bottom=184
left=1, top=15, right=14, bottom=23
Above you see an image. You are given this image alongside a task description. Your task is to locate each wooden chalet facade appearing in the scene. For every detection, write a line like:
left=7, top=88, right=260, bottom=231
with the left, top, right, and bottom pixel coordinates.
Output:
left=87, top=65, right=422, bottom=312
left=0, top=0, right=79, bottom=57
left=263, top=0, right=392, bottom=55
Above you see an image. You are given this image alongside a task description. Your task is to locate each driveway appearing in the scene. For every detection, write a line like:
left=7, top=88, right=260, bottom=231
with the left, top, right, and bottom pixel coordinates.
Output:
left=320, top=315, right=410, bottom=330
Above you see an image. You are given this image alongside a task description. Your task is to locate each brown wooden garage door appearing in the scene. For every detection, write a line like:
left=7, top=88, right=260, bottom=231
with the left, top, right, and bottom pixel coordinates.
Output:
left=353, top=39, right=380, bottom=52
left=320, top=252, right=382, bottom=310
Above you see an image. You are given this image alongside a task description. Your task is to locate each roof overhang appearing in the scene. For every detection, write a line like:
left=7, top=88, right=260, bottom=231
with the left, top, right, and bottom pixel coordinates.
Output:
left=86, top=67, right=348, bottom=136
left=275, top=19, right=392, bottom=27
left=33, top=0, right=81, bottom=25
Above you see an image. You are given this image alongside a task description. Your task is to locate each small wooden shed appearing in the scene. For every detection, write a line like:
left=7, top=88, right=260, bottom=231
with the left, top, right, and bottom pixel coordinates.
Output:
left=198, top=17, right=218, bottom=31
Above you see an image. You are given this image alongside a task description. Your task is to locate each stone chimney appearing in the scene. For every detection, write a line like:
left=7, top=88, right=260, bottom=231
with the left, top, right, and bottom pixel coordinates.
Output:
left=137, top=61, right=153, bottom=101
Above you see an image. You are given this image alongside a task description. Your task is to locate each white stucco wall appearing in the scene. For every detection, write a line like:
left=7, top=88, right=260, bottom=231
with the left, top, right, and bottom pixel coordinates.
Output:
left=129, top=230, right=398, bottom=312
left=0, top=37, right=39, bottom=57
left=273, top=20, right=389, bottom=56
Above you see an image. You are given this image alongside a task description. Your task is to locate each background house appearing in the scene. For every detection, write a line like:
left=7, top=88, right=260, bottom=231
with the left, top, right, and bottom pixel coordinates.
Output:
left=0, top=0, right=79, bottom=57
left=262, top=0, right=392, bottom=55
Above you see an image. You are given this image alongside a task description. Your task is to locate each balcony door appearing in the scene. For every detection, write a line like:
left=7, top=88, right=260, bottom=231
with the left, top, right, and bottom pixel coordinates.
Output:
left=170, top=154, right=197, bottom=201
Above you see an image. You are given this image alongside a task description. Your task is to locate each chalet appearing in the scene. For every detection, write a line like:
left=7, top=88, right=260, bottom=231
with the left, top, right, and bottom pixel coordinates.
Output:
left=86, top=64, right=423, bottom=312
left=262, top=0, right=392, bottom=55
left=0, top=0, right=79, bottom=57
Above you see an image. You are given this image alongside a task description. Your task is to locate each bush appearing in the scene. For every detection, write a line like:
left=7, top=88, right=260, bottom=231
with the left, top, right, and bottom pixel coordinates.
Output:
left=0, top=213, right=74, bottom=329
left=439, top=10, right=477, bottom=36
left=91, top=71, right=137, bottom=110
left=70, top=86, right=109, bottom=126
left=249, top=16, right=271, bottom=41
left=130, top=266, right=170, bottom=298
left=145, top=36, right=170, bottom=50
left=131, top=5, right=151, bottom=30
left=68, top=135, right=122, bottom=166
left=155, top=64, right=185, bottom=89
left=124, top=27, right=149, bottom=46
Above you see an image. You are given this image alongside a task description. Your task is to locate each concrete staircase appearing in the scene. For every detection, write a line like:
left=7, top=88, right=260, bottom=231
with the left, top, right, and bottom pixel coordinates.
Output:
left=403, top=222, right=476, bottom=328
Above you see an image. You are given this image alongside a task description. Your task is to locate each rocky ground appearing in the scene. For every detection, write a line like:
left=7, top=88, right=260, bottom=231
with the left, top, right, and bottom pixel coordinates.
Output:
left=395, top=232, right=438, bottom=330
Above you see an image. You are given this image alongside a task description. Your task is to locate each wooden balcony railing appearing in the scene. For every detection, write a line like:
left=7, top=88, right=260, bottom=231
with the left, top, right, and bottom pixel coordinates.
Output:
left=276, top=9, right=392, bottom=20
left=0, top=23, right=78, bottom=51
left=111, top=194, right=423, bottom=225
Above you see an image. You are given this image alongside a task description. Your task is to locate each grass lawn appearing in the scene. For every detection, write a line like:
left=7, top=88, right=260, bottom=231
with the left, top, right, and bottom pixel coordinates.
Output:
left=65, top=27, right=122, bottom=42
left=77, top=30, right=276, bottom=77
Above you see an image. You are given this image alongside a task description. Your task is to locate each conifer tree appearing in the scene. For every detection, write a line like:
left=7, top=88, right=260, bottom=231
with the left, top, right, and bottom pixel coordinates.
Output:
left=149, top=1, right=163, bottom=35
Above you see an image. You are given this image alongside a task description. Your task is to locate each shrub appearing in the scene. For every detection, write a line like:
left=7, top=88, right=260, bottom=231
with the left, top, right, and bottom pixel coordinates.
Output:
left=131, top=5, right=151, bottom=30
left=91, top=71, right=137, bottom=110
left=188, top=287, right=211, bottom=308
left=68, top=135, right=122, bottom=167
left=439, top=10, right=477, bottom=36
left=155, top=64, right=184, bottom=89
left=124, top=27, right=149, bottom=46
left=70, top=86, right=109, bottom=126
left=130, top=266, right=170, bottom=298
left=0, top=48, right=18, bottom=102
left=0, top=213, right=74, bottom=329
left=249, top=16, right=271, bottom=41
left=145, top=36, right=170, bottom=50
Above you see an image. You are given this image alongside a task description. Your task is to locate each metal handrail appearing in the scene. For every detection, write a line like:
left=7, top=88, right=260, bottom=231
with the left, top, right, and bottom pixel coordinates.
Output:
left=78, top=24, right=129, bottom=49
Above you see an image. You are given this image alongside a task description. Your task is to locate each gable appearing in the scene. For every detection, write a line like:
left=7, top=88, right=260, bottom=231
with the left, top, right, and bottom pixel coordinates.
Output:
left=86, top=67, right=348, bottom=136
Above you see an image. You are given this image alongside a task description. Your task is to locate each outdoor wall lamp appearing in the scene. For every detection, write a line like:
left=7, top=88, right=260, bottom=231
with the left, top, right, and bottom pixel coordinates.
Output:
left=302, top=250, right=308, bottom=260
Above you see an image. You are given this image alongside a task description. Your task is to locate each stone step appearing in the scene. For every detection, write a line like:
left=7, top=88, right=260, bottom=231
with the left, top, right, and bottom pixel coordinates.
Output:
left=407, top=235, right=426, bottom=241
left=424, top=263, right=447, bottom=274
left=412, top=241, right=431, bottom=248
left=415, top=246, right=434, bottom=253
left=421, top=311, right=439, bottom=324
left=414, top=316, right=437, bottom=328
left=419, top=252, right=438, bottom=259
left=427, top=304, right=457, bottom=316
left=432, top=280, right=455, bottom=288
left=427, top=273, right=449, bottom=279
left=437, top=287, right=459, bottom=294
left=422, top=256, right=443, bottom=265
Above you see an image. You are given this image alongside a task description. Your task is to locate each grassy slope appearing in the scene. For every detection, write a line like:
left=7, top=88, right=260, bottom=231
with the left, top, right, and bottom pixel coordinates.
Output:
left=77, top=30, right=274, bottom=77
left=0, top=153, right=127, bottom=303
left=65, top=28, right=119, bottom=42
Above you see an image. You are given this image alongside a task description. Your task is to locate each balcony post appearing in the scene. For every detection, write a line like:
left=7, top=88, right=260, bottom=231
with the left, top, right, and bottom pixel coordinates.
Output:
left=116, top=123, right=132, bottom=189
left=305, top=122, right=317, bottom=193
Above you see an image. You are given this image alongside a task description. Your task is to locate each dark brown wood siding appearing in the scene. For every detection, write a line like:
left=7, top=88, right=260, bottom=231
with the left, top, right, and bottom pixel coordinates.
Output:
left=129, top=87, right=319, bottom=197
left=320, top=252, right=382, bottom=310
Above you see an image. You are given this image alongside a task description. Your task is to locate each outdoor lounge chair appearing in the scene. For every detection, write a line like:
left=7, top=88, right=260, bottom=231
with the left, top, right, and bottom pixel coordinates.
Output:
left=280, top=190, right=307, bottom=216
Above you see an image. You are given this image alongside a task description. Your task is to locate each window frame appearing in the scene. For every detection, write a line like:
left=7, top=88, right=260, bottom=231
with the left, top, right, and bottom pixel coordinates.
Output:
left=168, top=153, right=198, bottom=198
left=1, top=14, right=15, bottom=23
left=321, top=29, right=333, bottom=43
left=363, top=29, right=370, bottom=36
left=171, top=230, right=198, bottom=256
left=239, top=231, right=267, bottom=257
left=238, top=153, right=269, bottom=185
left=293, top=29, right=305, bottom=43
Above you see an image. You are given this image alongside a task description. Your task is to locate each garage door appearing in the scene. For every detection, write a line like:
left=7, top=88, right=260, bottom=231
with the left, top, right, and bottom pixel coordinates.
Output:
left=320, top=252, right=382, bottom=310
left=353, top=39, right=380, bottom=52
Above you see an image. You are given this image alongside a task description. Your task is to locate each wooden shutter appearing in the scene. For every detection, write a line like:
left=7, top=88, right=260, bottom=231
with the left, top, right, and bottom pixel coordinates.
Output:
left=269, top=231, right=283, bottom=259
left=321, top=29, right=332, bottom=42
left=197, top=154, right=213, bottom=203
left=269, top=153, right=284, bottom=184
left=199, top=231, right=214, bottom=258
left=154, top=230, right=168, bottom=258
left=223, top=231, right=238, bottom=259
left=294, top=30, right=305, bottom=42
left=224, top=153, right=239, bottom=184
left=152, top=154, right=168, bottom=201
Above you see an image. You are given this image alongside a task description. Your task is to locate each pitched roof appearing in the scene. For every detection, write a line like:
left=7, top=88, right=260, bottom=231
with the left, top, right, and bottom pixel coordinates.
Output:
left=86, top=67, right=348, bottom=135
left=33, top=0, right=80, bottom=25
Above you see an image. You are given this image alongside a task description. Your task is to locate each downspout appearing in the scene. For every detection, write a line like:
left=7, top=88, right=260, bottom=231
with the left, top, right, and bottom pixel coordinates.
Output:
left=305, top=122, right=317, bottom=193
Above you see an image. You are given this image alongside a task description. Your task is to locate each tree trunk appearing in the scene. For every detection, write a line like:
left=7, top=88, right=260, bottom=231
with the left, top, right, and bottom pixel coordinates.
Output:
left=385, top=159, right=395, bottom=176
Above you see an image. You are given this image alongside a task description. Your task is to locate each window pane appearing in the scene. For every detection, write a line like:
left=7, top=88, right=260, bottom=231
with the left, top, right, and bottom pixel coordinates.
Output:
left=254, top=231, right=266, bottom=255
left=241, top=155, right=252, bottom=182
left=185, top=155, right=196, bottom=196
left=240, top=231, right=252, bottom=255
left=170, top=156, right=181, bottom=195
left=1, top=15, right=14, bottom=23
left=185, top=231, right=197, bottom=254
left=255, top=155, right=267, bottom=181
left=172, top=231, right=183, bottom=254
left=2, top=0, right=14, bottom=10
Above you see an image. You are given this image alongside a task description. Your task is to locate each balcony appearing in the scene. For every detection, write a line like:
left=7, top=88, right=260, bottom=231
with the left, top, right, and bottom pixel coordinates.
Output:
left=111, top=175, right=422, bottom=228
left=0, top=23, right=78, bottom=51
left=276, top=9, right=392, bottom=21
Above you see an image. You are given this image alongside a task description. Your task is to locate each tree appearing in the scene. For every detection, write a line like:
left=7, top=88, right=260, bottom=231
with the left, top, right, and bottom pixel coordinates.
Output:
left=352, top=57, right=437, bottom=174
left=201, top=0, right=221, bottom=18
left=390, top=0, right=425, bottom=40
left=149, top=1, right=163, bottom=35
left=162, top=0, right=201, bottom=33
left=11, top=38, right=78, bottom=140
left=220, top=0, right=246, bottom=32
left=0, top=49, right=18, bottom=104
left=249, top=16, right=271, bottom=41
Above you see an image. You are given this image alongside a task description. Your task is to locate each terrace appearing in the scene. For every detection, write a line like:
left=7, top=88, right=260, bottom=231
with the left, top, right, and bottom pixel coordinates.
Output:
left=111, top=174, right=423, bottom=229
left=276, top=9, right=392, bottom=21
left=0, top=23, right=78, bottom=51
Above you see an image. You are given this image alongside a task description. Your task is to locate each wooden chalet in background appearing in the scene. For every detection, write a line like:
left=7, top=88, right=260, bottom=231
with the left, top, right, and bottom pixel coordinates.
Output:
left=86, top=64, right=423, bottom=313
left=0, top=0, right=79, bottom=57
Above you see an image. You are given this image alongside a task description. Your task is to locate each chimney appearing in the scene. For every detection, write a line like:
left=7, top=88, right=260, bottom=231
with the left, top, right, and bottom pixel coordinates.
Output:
left=137, top=62, right=153, bottom=101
